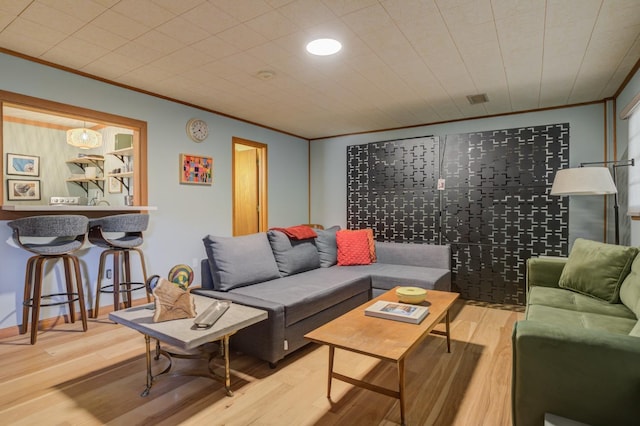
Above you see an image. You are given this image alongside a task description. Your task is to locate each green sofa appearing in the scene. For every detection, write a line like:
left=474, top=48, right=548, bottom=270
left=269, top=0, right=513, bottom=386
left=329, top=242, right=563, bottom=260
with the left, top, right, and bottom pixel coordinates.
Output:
left=512, top=239, right=640, bottom=426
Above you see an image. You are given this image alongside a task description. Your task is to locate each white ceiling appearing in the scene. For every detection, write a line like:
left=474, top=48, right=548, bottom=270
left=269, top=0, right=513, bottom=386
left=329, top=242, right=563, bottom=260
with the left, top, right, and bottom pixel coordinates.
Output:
left=1, top=0, right=639, bottom=140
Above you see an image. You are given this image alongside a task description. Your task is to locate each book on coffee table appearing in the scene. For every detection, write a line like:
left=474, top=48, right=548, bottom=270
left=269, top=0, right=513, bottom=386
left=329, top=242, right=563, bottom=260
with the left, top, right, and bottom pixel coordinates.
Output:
left=364, top=300, right=429, bottom=324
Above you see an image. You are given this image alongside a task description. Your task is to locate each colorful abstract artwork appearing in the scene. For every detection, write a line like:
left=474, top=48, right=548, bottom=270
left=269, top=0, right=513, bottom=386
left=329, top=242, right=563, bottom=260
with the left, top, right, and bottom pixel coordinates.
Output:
left=180, top=153, right=213, bottom=185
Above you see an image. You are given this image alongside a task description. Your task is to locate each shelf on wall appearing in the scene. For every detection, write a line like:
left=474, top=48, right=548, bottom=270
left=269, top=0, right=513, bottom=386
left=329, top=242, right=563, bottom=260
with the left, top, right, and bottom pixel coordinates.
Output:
left=65, top=177, right=105, bottom=195
left=66, top=157, right=105, bottom=176
left=106, top=147, right=133, bottom=162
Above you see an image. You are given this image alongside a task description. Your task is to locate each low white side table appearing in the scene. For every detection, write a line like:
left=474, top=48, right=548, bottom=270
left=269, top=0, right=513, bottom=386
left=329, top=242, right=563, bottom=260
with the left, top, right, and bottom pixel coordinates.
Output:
left=109, top=294, right=267, bottom=397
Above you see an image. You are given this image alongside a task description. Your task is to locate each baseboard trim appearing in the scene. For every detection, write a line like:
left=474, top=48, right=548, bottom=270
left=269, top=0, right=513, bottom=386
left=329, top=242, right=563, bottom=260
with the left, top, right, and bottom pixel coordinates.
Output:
left=0, top=297, right=150, bottom=339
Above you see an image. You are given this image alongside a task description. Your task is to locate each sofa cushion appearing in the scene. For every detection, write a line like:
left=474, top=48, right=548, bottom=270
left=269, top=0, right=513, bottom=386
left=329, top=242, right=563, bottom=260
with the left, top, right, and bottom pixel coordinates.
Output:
left=340, top=263, right=451, bottom=292
left=336, top=229, right=372, bottom=266
left=527, top=286, right=636, bottom=320
left=203, top=233, right=280, bottom=291
left=315, top=225, right=340, bottom=267
left=230, top=267, right=372, bottom=327
left=629, top=321, right=640, bottom=337
left=619, top=253, right=640, bottom=319
left=558, top=238, right=638, bottom=303
left=267, top=230, right=320, bottom=277
left=375, top=241, right=451, bottom=269
left=525, top=304, right=637, bottom=335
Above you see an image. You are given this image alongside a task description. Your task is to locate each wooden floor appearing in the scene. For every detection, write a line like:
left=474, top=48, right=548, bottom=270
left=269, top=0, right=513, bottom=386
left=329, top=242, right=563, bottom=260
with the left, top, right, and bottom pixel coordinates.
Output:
left=0, top=300, right=523, bottom=425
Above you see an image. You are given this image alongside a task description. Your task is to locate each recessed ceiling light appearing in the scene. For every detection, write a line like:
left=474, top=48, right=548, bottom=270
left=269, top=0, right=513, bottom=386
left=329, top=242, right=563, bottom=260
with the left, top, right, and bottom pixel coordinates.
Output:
left=306, top=38, right=342, bottom=56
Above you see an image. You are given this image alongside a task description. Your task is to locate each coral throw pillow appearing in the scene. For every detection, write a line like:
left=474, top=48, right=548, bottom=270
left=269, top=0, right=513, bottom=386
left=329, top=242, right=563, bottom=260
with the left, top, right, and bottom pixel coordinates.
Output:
left=336, top=229, right=373, bottom=266
left=365, top=228, right=377, bottom=263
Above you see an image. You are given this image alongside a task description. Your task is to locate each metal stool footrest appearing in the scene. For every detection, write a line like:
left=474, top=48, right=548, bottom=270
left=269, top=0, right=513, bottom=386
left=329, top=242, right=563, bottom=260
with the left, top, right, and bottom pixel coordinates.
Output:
left=23, top=292, right=81, bottom=308
left=98, top=282, right=146, bottom=294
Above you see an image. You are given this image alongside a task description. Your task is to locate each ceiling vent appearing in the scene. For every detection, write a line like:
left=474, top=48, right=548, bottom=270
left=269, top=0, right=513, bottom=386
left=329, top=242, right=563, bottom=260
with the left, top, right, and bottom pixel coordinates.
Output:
left=466, top=93, right=489, bottom=105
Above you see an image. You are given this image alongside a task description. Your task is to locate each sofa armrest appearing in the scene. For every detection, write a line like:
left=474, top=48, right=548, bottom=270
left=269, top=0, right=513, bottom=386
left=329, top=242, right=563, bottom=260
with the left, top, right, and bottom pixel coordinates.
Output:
left=191, top=288, right=284, bottom=316
left=526, top=256, right=567, bottom=291
left=192, top=288, right=287, bottom=365
left=201, top=258, right=214, bottom=289
left=512, top=320, right=640, bottom=426
left=375, top=241, right=450, bottom=270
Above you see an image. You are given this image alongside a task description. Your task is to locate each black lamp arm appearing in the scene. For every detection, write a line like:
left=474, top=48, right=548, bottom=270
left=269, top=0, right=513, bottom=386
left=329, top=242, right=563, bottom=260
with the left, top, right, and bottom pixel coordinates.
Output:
left=579, top=159, right=635, bottom=168
left=578, top=159, right=635, bottom=245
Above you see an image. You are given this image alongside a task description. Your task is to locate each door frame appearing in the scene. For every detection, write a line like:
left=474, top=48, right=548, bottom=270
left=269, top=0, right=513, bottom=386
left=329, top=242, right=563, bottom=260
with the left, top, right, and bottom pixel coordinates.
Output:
left=232, top=137, right=268, bottom=235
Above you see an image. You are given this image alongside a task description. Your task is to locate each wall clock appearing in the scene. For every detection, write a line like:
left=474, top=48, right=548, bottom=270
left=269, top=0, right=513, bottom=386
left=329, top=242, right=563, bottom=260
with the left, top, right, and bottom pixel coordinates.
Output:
left=186, top=118, right=209, bottom=142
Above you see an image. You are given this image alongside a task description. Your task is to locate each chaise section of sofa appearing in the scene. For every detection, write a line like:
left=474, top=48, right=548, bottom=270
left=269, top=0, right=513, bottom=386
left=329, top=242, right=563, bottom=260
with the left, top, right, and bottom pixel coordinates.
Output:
left=193, top=228, right=451, bottom=366
left=512, top=240, right=640, bottom=426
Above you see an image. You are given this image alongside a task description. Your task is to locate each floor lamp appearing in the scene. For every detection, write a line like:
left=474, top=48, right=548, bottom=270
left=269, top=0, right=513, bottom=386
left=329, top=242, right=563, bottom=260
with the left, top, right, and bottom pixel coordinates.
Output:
left=550, top=159, right=635, bottom=245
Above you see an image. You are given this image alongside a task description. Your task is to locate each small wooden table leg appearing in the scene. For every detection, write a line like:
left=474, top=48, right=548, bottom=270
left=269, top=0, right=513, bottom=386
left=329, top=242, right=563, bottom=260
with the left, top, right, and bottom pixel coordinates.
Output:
left=398, top=358, right=406, bottom=426
left=222, top=335, right=233, bottom=396
left=327, top=345, right=335, bottom=399
left=445, top=310, right=451, bottom=353
left=141, top=334, right=152, bottom=397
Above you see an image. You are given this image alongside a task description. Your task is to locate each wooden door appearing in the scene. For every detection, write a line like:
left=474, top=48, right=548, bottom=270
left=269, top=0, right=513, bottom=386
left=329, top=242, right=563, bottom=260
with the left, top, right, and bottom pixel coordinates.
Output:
left=233, top=138, right=267, bottom=236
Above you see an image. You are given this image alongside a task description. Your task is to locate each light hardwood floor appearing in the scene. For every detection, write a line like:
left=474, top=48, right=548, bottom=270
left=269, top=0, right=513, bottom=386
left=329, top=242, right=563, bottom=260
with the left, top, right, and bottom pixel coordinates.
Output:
left=0, top=300, right=523, bottom=425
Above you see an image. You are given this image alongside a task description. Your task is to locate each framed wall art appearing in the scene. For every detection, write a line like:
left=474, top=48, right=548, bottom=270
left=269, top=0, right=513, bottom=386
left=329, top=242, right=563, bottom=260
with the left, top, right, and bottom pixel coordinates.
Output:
left=7, top=153, right=39, bottom=176
left=180, top=153, right=213, bottom=185
left=7, top=179, right=41, bottom=201
left=108, top=177, right=123, bottom=193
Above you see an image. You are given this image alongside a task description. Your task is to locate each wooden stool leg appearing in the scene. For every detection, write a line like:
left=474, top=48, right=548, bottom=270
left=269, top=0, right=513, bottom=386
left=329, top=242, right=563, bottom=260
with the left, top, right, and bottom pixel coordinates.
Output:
left=133, top=248, right=150, bottom=302
left=93, top=250, right=109, bottom=318
left=123, top=250, right=132, bottom=308
left=62, top=256, right=76, bottom=324
left=112, top=251, right=121, bottom=312
left=30, top=258, right=45, bottom=345
left=21, top=257, right=36, bottom=335
left=71, top=255, right=88, bottom=332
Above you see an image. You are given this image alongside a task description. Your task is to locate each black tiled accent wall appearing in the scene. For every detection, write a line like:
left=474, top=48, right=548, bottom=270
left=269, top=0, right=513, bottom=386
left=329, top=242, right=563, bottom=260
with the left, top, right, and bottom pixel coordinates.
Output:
left=346, top=125, right=569, bottom=305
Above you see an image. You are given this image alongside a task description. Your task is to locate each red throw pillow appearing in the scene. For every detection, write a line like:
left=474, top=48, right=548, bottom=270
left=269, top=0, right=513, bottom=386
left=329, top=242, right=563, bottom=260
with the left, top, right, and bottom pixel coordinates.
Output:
left=365, top=228, right=377, bottom=263
left=336, top=229, right=372, bottom=266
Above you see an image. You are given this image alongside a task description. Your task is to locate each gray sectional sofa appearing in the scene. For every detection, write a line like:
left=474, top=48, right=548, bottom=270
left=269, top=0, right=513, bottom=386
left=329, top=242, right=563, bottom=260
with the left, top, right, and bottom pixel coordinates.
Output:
left=192, top=227, right=451, bottom=366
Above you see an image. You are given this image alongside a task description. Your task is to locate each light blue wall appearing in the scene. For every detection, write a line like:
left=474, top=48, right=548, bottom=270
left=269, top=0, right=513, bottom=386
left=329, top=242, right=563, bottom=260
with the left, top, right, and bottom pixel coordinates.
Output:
left=616, top=66, right=640, bottom=246
left=310, top=104, right=608, bottom=247
left=0, top=53, right=309, bottom=329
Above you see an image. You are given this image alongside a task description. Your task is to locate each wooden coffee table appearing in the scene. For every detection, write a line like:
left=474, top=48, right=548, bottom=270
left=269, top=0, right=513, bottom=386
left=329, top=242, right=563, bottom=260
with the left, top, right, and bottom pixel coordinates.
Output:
left=305, top=288, right=459, bottom=426
left=109, top=294, right=267, bottom=397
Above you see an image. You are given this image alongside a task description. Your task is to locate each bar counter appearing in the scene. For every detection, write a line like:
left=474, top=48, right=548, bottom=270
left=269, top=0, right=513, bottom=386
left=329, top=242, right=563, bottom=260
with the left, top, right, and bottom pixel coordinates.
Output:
left=0, top=205, right=156, bottom=220
left=2, top=205, right=157, bottom=211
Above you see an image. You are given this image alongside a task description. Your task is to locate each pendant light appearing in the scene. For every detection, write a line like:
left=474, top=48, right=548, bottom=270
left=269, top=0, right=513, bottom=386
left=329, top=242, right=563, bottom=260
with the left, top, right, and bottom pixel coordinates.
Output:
left=67, top=124, right=102, bottom=149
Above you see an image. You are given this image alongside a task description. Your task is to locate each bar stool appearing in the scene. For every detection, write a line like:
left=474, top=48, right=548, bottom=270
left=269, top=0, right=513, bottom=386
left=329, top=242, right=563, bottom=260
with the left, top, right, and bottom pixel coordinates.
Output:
left=89, top=214, right=149, bottom=317
left=8, top=215, right=89, bottom=344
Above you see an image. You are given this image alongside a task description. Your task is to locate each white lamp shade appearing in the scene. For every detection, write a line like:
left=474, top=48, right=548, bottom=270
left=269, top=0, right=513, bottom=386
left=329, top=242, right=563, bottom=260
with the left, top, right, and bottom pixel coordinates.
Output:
left=66, top=127, right=102, bottom=149
left=550, top=167, right=617, bottom=195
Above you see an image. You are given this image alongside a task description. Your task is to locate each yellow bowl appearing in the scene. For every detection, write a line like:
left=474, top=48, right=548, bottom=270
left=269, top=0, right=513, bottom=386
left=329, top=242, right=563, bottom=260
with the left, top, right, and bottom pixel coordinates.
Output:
left=396, top=286, right=427, bottom=304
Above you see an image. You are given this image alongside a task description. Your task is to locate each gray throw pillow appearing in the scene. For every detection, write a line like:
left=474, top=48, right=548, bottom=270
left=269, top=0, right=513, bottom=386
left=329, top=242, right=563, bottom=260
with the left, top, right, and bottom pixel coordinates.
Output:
left=315, top=225, right=340, bottom=267
left=202, top=233, right=280, bottom=291
left=267, top=230, right=320, bottom=276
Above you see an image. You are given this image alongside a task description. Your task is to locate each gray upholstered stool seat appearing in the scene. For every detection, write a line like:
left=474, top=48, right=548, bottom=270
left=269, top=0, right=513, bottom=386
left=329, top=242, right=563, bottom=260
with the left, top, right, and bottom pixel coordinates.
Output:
left=8, top=215, right=89, bottom=344
left=89, top=214, right=149, bottom=317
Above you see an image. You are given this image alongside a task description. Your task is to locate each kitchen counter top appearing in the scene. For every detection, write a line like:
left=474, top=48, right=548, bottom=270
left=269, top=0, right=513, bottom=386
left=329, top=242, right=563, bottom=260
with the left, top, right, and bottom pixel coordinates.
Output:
left=2, top=205, right=157, bottom=211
